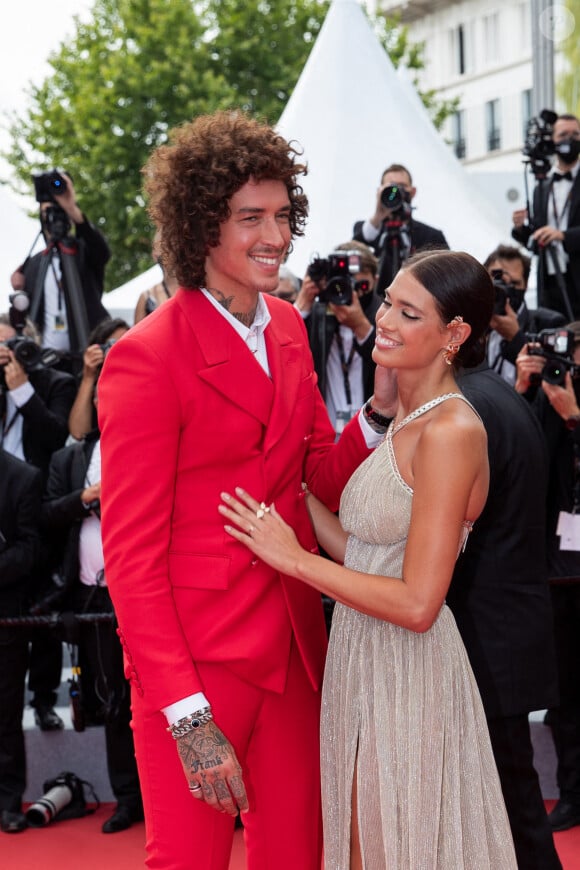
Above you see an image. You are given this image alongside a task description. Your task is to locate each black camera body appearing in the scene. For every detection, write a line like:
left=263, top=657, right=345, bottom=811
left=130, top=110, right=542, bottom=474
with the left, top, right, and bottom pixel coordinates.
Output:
left=42, top=204, right=71, bottom=242
left=33, top=170, right=68, bottom=204
left=527, top=328, right=579, bottom=386
left=1, top=336, right=59, bottom=375
left=490, top=269, right=523, bottom=316
left=1, top=294, right=59, bottom=375
left=523, top=109, right=558, bottom=178
left=380, top=184, right=412, bottom=221
left=307, top=251, right=362, bottom=306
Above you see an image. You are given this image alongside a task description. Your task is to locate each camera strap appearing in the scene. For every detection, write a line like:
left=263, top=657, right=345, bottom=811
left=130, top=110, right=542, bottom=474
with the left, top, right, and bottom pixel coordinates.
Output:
left=334, top=323, right=356, bottom=406
left=1, top=409, right=20, bottom=440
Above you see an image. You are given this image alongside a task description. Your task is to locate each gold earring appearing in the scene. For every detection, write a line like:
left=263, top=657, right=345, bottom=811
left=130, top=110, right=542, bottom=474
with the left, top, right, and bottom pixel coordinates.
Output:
left=442, top=343, right=459, bottom=366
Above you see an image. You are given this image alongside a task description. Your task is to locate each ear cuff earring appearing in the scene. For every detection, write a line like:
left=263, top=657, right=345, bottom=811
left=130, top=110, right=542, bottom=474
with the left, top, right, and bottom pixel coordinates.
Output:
left=443, top=316, right=463, bottom=365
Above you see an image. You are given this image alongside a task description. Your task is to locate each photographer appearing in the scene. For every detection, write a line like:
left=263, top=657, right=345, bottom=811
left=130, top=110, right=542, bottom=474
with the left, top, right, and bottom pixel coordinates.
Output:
left=295, top=240, right=382, bottom=435
left=512, top=114, right=580, bottom=319
left=485, top=244, right=565, bottom=385
left=67, top=318, right=130, bottom=443
left=515, top=324, right=580, bottom=832
left=10, top=171, right=111, bottom=373
left=42, top=382, right=143, bottom=834
left=353, top=163, right=448, bottom=295
left=0, top=452, right=43, bottom=834
left=0, top=307, right=76, bottom=731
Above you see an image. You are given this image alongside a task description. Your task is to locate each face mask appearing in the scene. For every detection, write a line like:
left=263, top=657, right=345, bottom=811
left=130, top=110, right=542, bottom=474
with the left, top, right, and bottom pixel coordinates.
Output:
left=555, top=138, right=580, bottom=165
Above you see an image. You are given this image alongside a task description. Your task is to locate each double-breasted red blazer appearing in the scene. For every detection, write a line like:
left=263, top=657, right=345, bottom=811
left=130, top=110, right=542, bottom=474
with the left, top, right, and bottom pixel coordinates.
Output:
left=98, top=289, right=372, bottom=715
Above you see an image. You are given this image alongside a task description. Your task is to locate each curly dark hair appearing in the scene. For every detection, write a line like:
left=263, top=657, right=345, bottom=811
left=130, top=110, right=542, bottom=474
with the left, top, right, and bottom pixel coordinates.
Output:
left=142, top=111, right=309, bottom=288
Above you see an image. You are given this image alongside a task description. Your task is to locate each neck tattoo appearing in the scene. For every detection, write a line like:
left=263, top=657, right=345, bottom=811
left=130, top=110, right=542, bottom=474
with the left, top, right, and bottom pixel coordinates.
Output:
left=206, top=287, right=257, bottom=328
left=232, top=309, right=257, bottom=328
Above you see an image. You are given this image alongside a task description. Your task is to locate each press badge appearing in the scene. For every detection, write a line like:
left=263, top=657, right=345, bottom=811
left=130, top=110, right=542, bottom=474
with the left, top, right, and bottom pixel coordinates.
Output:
left=557, top=511, right=580, bottom=551
left=335, top=409, right=353, bottom=436
left=54, top=314, right=66, bottom=331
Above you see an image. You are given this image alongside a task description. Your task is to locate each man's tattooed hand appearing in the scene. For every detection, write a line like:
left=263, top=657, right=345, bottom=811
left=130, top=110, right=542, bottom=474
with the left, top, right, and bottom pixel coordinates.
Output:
left=176, top=720, right=248, bottom=816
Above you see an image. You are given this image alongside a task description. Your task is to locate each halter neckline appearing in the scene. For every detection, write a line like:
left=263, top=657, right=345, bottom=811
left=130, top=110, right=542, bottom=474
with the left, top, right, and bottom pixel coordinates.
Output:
left=391, top=392, right=467, bottom=437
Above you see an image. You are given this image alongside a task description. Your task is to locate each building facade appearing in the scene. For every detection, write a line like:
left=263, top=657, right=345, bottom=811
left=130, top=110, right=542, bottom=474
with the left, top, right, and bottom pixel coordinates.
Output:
left=375, top=0, right=569, bottom=227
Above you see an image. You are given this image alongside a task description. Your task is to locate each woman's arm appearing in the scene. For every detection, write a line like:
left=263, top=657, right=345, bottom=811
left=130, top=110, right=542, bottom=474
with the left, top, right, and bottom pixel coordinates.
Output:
left=220, top=414, right=486, bottom=633
left=304, top=491, right=348, bottom=563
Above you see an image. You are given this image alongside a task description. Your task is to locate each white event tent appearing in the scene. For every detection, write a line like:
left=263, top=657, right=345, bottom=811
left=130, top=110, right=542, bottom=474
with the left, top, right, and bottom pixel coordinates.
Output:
left=78, top=0, right=513, bottom=321
left=276, top=0, right=509, bottom=279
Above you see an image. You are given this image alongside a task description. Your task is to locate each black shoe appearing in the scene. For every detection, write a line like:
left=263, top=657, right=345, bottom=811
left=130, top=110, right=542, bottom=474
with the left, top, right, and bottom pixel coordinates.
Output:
left=0, top=810, right=28, bottom=833
left=548, top=800, right=580, bottom=832
left=33, top=705, right=64, bottom=731
left=102, top=804, right=144, bottom=834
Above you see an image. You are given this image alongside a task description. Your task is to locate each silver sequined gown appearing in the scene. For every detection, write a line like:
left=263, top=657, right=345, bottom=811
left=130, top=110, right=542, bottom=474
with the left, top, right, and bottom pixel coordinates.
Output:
left=321, top=394, right=517, bottom=869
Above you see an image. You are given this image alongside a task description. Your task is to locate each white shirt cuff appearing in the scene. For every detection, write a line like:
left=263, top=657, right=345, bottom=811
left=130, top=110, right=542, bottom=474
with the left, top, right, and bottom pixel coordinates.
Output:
left=358, top=407, right=386, bottom=447
left=362, top=220, right=380, bottom=242
left=9, top=381, right=34, bottom=407
left=356, top=324, right=374, bottom=345
left=162, top=692, right=210, bottom=726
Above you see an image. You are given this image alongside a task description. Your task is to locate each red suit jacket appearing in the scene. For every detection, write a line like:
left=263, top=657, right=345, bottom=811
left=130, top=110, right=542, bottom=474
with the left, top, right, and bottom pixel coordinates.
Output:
left=98, top=289, right=372, bottom=715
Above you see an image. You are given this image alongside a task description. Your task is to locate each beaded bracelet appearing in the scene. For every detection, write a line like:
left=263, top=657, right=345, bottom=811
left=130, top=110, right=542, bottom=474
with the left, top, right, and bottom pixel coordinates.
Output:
left=167, top=706, right=213, bottom=739
left=363, top=400, right=393, bottom=432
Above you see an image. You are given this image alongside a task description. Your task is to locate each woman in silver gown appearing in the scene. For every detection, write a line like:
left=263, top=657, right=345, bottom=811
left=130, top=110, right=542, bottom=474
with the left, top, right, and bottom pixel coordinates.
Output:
left=220, top=250, right=517, bottom=869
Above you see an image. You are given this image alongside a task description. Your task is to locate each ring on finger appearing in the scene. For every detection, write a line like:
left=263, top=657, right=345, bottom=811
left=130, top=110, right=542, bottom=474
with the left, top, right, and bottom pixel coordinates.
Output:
left=256, top=502, right=270, bottom=520
left=189, top=783, right=202, bottom=792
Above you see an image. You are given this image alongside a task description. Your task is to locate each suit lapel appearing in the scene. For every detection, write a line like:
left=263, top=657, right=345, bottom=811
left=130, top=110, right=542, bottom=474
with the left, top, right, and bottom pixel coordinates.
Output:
left=176, top=289, right=274, bottom=425
left=262, top=299, right=306, bottom=452
left=570, top=172, right=580, bottom=222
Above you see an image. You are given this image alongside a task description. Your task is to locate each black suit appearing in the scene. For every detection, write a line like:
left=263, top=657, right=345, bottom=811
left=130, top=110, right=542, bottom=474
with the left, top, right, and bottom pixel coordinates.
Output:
left=1, top=365, right=75, bottom=714
left=530, top=384, right=580, bottom=813
left=42, top=435, right=141, bottom=810
left=0, top=451, right=43, bottom=813
left=303, top=292, right=383, bottom=416
left=6, top=367, right=77, bottom=480
left=449, top=367, right=561, bottom=869
left=512, top=170, right=580, bottom=318
left=353, top=217, right=449, bottom=295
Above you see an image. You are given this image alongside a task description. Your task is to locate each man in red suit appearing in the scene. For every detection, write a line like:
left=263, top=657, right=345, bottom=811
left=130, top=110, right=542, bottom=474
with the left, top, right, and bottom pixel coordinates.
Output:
left=98, top=111, right=393, bottom=869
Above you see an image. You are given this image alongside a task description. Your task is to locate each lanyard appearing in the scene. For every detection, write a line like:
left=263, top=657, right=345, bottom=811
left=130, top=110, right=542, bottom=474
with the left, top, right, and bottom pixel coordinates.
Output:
left=551, top=184, right=572, bottom=229
left=0, top=408, right=20, bottom=443
left=49, top=249, right=65, bottom=313
left=334, top=324, right=356, bottom=406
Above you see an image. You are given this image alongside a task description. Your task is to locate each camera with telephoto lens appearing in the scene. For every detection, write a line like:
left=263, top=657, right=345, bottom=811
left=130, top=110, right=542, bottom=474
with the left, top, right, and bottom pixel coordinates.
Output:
left=522, top=109, right=558, bottom=178
left=380, top=184, right=412, bottom=221
left=307, top=251, right=362, bottom=306
left=1, top=293, right=59, bottom=375
left=33, top=170, right=68, bottom=204
left=527, top=328, right=580, bottom=386
left=26, top=772, right=88, bottom=827
left=490, top=269, right=523, bottom=316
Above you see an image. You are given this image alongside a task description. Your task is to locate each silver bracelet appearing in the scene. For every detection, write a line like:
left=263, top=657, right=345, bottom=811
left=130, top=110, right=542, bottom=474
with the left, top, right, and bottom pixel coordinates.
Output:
left=167, top=706, right=213, bottom=739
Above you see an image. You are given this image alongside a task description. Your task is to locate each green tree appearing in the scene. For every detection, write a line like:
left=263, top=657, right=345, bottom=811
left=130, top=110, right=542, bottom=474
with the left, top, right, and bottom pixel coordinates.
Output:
left=202, top=0, right=330, bottom=123
left=4, top=0, right=456, bottom=290
left=6, top=0, right=235, bottom=288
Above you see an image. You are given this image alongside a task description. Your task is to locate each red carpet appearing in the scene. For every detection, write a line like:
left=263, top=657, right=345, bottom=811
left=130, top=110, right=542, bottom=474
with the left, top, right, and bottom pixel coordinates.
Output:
left=2, top=801, right=580, bottom=868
